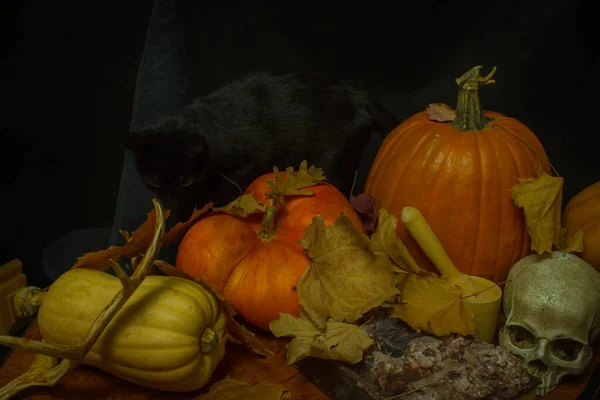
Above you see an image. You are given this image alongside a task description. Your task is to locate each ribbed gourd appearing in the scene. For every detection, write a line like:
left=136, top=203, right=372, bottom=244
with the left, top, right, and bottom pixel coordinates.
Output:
left=37, top=268, right=227, bottom=392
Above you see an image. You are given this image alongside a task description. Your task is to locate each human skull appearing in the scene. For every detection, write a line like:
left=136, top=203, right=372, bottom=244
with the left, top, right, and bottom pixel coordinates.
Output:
left=499, top=251, right=600, bottom=396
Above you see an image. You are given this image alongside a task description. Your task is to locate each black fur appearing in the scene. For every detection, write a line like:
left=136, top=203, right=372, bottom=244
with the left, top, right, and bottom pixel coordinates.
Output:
left=125, top=70, right=399, bottom=220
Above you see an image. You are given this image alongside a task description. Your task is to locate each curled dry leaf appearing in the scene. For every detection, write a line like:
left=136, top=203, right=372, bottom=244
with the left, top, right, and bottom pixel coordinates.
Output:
left=268, top=160, right=327, bottom=199
left=162, top=203, right=214, bottom=244
left=315, top=318, right=375, bottom=364
left=370, top=208, right=476, bottom=337
left=511, top=169, right=584, bottom=254
left=71, top=207, right=170, bottom=271
left=71, top=203, right=213, bottom=271
left=370, top=209, right=421, bottom=274
left=297, top=213, right=399, bottom=328
left=561, top=228, right=585, bottom=253
left=393, top=273, right=476, bottom=337
left=270, top=313, right=374, bottom=366
left=349, top=193, right=378, bottom=233
left=153, top=260, right=272, bottom=357
left=212, top=194, right=266, bottom=217
left=426, top=103, right=456, bottom=122
left=193, top=378, right=291, bottom=400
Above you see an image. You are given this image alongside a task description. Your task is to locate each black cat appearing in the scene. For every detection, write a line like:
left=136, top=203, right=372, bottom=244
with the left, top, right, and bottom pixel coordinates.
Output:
left=125, top=70, right=399, bottom=220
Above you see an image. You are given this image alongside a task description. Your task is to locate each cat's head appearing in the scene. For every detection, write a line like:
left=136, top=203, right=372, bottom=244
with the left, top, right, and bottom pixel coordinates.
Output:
left=125, top=119, right=211, bottom=217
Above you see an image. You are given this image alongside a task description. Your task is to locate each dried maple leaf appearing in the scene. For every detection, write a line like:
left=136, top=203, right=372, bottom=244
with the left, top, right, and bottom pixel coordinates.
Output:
left=270, top=313, right=322, bottom=365
left=427, top=103, right=456, bottom=122
left=370, top=209, right=422, bottom=274
left=511, top=169, right=584, bottom=254
left=297, top=213, right=399, bottom=328
left=560, top=228, right=585, bottom=253
left=270, top=313, right=373, bottom=365
left=72, top=203, right=213, bottom=271
left=162, top=202, right=214, bottom=245
left=194, top=378, right=291, bottom=400
left=392, top=273, right=476, bottom=336
left=71, top=207, right=171, bottom=271
left=212, top=194, right=266, bottom=217
left=153, top=260, right=272, bottom=357
left=368, top=209, right=476, bottom=336
left=268, top=160, right=327, bottom=199
left=349, top=193, right=378, bottom=233
left=314, top=318, right=375, bottom=363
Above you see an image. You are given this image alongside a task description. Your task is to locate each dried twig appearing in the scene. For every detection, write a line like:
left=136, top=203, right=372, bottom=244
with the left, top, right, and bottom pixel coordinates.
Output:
left=0, top=198, right=166, bottom=400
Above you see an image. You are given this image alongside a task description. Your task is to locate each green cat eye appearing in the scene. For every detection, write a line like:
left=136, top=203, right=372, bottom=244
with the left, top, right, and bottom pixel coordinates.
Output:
left=180, top=175, right=194, bottom=187
left=146, top=176, right=161, bottom=188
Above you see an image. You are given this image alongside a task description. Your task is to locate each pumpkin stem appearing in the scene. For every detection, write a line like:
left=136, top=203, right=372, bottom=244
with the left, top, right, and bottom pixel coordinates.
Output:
left=258, top=203, right=278, bottom=239
left=452, top=66, right=496, bottom=131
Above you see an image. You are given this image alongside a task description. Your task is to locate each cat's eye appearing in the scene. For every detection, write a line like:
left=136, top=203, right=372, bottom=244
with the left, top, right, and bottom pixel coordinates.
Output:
left=180, top=175, right=194, bottom=187
left=146, top=176, right=161, bottom=188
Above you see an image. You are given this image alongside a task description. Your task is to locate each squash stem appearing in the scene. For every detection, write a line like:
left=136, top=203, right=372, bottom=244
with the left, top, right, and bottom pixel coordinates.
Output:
left=200, top=327, right=218, bottom=353
left=258, top=203, right=278, bottom=239
left=13, top=287, right=46, bottom=318
left=451, top=66, right=496, bottom=131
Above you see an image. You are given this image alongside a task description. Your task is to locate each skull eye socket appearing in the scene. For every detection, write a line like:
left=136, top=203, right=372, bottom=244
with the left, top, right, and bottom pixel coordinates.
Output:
left=550, top=339, right=583, bottom=361
left=507, top=325, right=535, bottom=349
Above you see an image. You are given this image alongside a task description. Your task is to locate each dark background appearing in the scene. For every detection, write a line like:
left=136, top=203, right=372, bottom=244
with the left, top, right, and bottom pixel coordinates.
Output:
left=2, top=0, right=596, bottom=288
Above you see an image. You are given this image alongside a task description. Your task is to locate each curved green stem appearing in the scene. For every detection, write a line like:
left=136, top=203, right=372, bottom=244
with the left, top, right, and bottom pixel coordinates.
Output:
left=258, top=203, right=278, bottom=239
left=451, top=66, right=496, bottom=131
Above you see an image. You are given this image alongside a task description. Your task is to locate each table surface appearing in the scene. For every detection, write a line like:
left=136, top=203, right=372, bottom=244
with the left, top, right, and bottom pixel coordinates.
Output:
left=1, top=320, right=597, bottom=400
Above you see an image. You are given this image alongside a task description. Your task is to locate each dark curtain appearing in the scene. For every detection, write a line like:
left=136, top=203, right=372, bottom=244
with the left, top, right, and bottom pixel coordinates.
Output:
left=2, top=0, right=595, bottom=288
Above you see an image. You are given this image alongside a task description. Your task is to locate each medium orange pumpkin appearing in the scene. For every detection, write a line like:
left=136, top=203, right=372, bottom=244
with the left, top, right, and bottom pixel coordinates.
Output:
left=364, top=66, right=551, bottom=283
left=563, top=180, right=600, bottom=270
left=176, top=167, right=366, bottom=331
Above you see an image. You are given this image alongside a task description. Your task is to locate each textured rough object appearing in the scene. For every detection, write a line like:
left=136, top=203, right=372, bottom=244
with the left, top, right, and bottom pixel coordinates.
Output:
left=500, top=251, right=600, bottom=395
left=373, top=316, right=422, bottom=357
left=365, top=332, right=539, bottom=399
left=296, top=315, right=538, bottom=399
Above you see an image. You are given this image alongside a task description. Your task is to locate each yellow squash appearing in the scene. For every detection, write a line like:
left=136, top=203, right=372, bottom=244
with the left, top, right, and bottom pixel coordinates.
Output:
left=37, top=268, right=228, bottom=392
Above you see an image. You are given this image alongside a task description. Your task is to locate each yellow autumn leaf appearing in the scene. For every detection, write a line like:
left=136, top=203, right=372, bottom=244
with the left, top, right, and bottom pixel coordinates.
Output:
left=212, top=193, right=266, bottom=217
left=559, top=228, right=585, bottom=253
left=270, top=313, right=374, bottom=365
left=370, top=209, right=422, bottom=274
left=270, top=313, right=319, bottom=365
left=267, top=160, right=327, bottom=198
left=194, top=378, right=291, bottom=400
left=314, top=319, right=375, bottom=364
left=297, top=213, right=399, bottom=328
left=511, top=169, right=584, bottom=254
left=392, top=273, right=476, bottom=337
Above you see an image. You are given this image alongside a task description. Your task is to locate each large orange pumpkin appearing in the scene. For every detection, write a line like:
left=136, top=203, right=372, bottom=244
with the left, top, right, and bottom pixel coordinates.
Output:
left=364, top=66, right=551, bottom=283
left=563, top=180, right=600, bottom=270
left=176, top=168, right=366, bottom=331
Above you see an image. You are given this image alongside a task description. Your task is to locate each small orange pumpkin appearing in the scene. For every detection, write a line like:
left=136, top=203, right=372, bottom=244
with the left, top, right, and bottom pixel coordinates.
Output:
left=176, top=167, right=365, bottom=331
left=364, top=66, right=551, bottom=283
left=563, top=180, right=600, bottom=270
